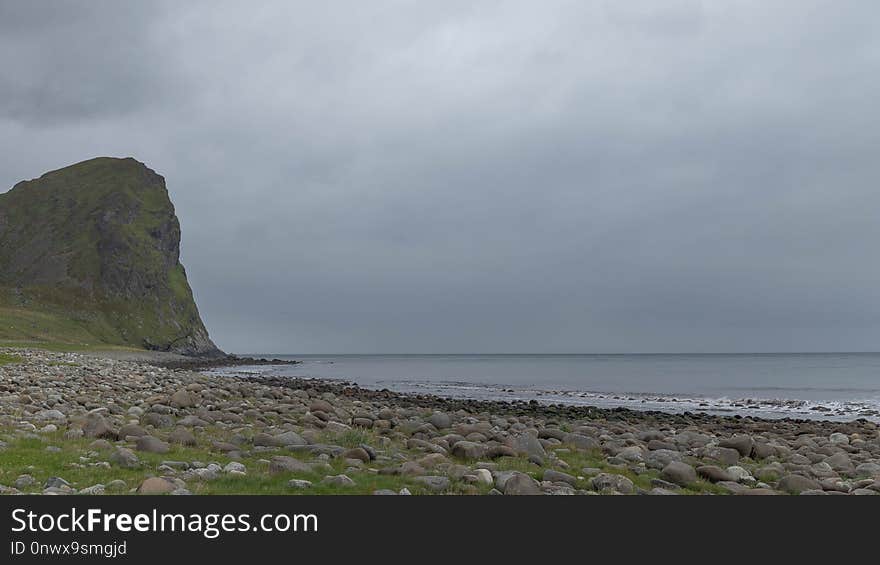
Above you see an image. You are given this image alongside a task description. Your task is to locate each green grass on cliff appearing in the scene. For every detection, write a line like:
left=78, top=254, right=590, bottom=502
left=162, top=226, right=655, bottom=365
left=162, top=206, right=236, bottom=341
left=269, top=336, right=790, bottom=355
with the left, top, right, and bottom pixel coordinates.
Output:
left=0, top=300, right=107, bottom=346
left=0, top=289, right=140, bottom=350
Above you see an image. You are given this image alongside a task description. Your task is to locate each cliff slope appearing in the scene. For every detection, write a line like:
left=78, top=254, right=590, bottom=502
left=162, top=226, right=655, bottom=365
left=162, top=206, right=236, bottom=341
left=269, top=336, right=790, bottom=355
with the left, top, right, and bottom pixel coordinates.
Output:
left=0, top=157, right=221, bottom=356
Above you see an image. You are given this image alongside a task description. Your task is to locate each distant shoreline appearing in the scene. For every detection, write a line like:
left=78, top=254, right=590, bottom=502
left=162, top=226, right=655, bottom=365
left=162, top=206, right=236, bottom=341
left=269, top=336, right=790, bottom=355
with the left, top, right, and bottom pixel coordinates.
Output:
left=209, top=352, right=880, bottom=423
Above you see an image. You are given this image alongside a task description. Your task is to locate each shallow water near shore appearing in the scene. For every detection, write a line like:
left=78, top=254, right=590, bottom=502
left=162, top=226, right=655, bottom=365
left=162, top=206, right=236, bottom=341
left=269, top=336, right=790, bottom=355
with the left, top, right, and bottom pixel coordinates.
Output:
left=212, top=353, right=880, bottom=422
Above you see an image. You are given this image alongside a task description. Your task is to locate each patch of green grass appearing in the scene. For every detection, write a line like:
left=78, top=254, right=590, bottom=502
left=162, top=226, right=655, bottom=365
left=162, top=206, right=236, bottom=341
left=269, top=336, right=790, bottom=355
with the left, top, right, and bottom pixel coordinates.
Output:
left=0, top=427, right=466, bottom=495
left=0, top=423, right=735, bottom=495
left=317, top=428, right=378, bottom=449
left=0, top=353, right=22, bottom=365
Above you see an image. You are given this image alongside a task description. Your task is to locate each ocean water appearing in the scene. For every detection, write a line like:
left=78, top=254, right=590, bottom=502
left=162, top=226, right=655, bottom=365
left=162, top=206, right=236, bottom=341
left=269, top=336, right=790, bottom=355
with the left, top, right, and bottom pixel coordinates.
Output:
left=211, top=353, right=880, bottom=421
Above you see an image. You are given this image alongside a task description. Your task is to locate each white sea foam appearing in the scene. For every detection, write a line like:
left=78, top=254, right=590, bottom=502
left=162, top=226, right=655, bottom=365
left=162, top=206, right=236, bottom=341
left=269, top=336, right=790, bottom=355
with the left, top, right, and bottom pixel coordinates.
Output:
left=211, top=362, right=880, bottom=422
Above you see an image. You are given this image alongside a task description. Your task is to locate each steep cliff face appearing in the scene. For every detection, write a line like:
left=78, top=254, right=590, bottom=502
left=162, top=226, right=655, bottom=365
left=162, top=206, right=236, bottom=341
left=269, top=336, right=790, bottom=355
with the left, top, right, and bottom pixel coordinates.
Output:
left=0, top=157, right=222, bottom=356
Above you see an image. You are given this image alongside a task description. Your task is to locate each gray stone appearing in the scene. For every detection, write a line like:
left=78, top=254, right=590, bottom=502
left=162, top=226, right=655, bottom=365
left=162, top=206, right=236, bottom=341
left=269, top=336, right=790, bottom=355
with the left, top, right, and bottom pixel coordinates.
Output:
left=136, top=436, right=170, bottom=454
left=34, top=409, right=67, bottom=423
left=274, top=431, right=307, bottom=446
left=650, top=478, right=680, bottom=491
left=543, top=469, right=577, bottom=486
left=590, top=473, right=635, bottom=494
left=719, top=434, right=754, bottom=457
left=414, top=476, right=451, bottom=491
left=428, top=412, right=452, bottom=429
left=755, top=463, right=784, bottom=482
left=223, top=461, right=247, bottom=474
left=617, top=446, right=645, bottom=463
left=486, top=445, right=518, bottom=459
left=739, top=488, right=780, bottom=495
left=309, top=399, right=335, bottom=414
left=359, top=444, right=377, bottom=460
left=828, top=432, right=849, bottom=445
left=564, top=433, right=601, bottom=451
left=178, top=415, right=209, bottom=427
left=42, top=486, right=73, bottom=495
left=752, top=442, right=776, bottom=460
left=703, top=446, right=740, bottom=466
left=647, top=439, right=678, bottom=451
left=778, top=474, right=822, bottom=494
left=660, top=461, right=697, bottom=487
left=211, top=441, right=239, bottom=453
left=855, top=462, right=880, bottom=477
left=492, top=470, right=517, bottom=490
left=253, top=433, right=282, bottom=447
left=14, top=474, right=36, bottom=489
left=851, top=488, right=877, bottom=495
left=504, top=472, right=542, bottom=495
left=137, top=477, right=176, bottom=494
left=726, top=466, right=756, bottom=484
left=649, top=487, right=679, bottom=495
left=645, top=449, right=682, bottom=470
left=472, top=468, right=494, bottom=485
left=716, top=481, right=750, bottom=494
left=538, top=428, right=568, bottom=441
left=106, top=480, right=128, bottom=492
left=825, top=452, right=854, bottom=473
left=119, top=423, right=148, bottom=438
left=82, top=413, right=117, bottom=439
left=269, top=456, right=313, bottom=474
left=406, top=438, right=447, bottom=454
left=696, top=465, right=736, bottom=483
left=142, top=413, right=174, bottom=429
left=392, top=461, right=423, bottom=476
left=109, top=447, right=140, bottom=468
left=507, top=433, right=547, bottom=459
left=451, top=441, right=487, bottom=460
left=168, top=427, right=197, bottom=446
left=78, top=484, right=105, bottom=495
left=44, top=477, right=70, bottom=489
left=170, top=389, right=197, bottom=409
left=342, top=447, right=371, bottom=463
left=321, top=474, right=356, bottom=487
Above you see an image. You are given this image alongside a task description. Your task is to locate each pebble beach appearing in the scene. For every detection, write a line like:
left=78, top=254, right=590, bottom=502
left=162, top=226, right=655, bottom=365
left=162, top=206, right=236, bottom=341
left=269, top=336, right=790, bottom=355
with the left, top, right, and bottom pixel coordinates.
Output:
left=2, top=348, right=879, bottom=496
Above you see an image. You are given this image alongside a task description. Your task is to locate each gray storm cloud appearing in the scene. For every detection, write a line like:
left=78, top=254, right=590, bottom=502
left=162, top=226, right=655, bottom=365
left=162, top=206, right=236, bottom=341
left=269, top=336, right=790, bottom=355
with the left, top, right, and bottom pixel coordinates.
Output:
left=1, top=0, right=879, bottom=353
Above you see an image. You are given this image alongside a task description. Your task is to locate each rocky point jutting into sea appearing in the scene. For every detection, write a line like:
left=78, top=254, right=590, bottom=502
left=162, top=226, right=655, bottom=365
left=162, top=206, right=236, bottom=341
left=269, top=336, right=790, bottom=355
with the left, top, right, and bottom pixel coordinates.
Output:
left=1, top=347, right=879, bottom=495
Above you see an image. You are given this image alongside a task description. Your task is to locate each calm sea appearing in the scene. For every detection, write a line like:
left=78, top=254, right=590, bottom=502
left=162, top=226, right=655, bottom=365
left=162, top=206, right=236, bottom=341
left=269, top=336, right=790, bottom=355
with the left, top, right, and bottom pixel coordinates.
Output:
left=212, top=353, right=880, bottom=421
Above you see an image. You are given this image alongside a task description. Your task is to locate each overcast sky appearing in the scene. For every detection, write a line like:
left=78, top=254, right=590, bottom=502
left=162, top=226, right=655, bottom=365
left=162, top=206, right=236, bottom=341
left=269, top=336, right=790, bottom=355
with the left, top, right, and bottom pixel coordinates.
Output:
left=2, top=1, right=879, bottom=353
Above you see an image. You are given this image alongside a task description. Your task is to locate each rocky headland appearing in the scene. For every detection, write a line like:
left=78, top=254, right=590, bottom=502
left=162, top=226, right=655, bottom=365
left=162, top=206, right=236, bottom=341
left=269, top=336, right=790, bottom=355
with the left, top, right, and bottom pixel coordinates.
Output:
left=0, top=157, right=221, bottom=356
left=1, top=348, right=879, bottom=495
